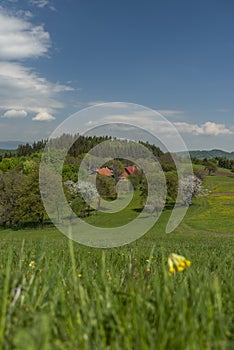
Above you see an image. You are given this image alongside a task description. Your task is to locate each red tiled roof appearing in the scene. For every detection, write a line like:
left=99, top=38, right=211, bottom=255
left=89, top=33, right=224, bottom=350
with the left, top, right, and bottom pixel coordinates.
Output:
left=119, top=166, right=137, bottom=179
left=96, top=167, right=113, bottom=177
left=125, top=166, right=137, bottom=175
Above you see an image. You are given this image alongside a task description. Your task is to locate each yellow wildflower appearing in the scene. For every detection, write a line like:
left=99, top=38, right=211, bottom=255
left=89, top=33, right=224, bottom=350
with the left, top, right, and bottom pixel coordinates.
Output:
left=168, top=253, right=191, bottom=275
left=168, top=257, right=175, bottom=275
left=169, top=266, right=175, bottom=274
left=177, top=266, right=184, bottom=272
left=146, top=259, right=150, bottom=263
left=78, top=273, right=82, bottom=278
left=29, top=261, right=35, bottom=269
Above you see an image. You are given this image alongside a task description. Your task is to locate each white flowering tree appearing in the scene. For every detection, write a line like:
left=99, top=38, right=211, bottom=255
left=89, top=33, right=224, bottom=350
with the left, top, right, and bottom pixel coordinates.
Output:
left=65, top=180, right=99, bottom=216
left=179, top=175, right=202, bottom=206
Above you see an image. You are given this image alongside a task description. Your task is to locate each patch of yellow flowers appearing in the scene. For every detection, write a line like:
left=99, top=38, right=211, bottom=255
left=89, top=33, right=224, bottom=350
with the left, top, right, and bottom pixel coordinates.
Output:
left=168, top=253, right=191, bottom=275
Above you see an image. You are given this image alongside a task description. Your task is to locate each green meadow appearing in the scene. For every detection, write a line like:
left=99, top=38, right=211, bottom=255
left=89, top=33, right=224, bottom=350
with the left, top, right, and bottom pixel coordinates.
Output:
left=0, top=171, right=233, bottom=349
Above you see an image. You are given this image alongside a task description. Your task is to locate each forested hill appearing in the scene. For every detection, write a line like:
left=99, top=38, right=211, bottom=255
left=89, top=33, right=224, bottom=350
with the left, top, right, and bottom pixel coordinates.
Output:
left=179, top=149, right=234, bottom=160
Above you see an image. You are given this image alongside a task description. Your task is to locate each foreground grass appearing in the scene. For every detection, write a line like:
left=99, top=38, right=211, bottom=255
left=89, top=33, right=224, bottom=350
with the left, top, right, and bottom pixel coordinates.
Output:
left=0, top=227, right=233, bottom=350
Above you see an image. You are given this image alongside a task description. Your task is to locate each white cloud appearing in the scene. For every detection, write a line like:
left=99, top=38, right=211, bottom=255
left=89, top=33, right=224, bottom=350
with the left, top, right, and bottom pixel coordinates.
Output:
left=30, top=0, right=49, bottom=7
left=29, top=0, right=56, bottom=11
left=0, top=10, right=74, bottom=122
left=82, top=107, right=234, bottom=138
left=0, top=10, right=50, bottom=60
left=202, top=122, right=233, bottom=135
left=15, top=10, right=33, bottom=19
left=174, top=121, right=234, bottom=136
left=87, top=100, right=109, bottom=107
left=157, top=110, right=184, bottom=117
left=2, top=109, right=27, bottom=118
left=0, top=61, right=73, bottom=120
left=32, top=111, right=55, bottom=121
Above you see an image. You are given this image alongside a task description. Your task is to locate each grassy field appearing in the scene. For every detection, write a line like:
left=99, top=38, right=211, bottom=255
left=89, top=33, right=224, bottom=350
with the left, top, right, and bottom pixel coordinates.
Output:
left=205, top=173, right=234, bottom=193
left=0, top=171, right=233, bottom=349
left=182, top=172, right=234, bottom=235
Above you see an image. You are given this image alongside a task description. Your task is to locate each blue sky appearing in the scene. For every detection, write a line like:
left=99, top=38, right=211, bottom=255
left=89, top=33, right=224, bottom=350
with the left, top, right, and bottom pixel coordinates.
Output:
left=0, top=0, right=234, bottom=150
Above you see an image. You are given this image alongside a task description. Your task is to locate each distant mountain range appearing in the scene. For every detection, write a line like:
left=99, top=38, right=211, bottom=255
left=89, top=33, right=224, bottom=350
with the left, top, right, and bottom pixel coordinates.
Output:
left=0, top=141, right=24, bottom=150
left=179, top=149, right=234, bottom=160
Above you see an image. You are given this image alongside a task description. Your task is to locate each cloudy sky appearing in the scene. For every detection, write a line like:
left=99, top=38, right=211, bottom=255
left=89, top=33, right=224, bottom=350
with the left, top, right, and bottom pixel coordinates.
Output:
left=0, top=0, right=234, bottom=151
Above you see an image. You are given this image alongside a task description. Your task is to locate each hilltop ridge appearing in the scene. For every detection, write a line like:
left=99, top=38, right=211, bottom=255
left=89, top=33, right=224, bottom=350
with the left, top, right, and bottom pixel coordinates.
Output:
left=178, top=149, right=234, bottom=160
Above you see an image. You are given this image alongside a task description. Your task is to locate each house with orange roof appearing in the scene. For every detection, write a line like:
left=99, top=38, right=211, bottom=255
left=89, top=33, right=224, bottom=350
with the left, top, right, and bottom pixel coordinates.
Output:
left=119, top=165, right=137, bottom=180
left=96, top=167, right=113, bottom=177
left=125, top=165, right=137, bottom=175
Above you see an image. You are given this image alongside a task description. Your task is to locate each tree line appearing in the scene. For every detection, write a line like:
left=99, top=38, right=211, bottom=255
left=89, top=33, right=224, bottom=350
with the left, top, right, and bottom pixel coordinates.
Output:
left=192, top=156, right=234, bottom=173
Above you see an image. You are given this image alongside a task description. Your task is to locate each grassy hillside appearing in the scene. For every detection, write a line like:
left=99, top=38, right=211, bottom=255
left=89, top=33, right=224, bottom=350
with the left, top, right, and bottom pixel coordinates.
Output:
left=0, top=171, right=233, bottom=349
left=182, top=172, right=234, bottom=235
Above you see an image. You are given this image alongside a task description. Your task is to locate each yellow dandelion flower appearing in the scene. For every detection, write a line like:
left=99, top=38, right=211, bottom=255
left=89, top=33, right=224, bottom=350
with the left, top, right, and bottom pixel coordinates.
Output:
left=176, top=266, right=185, bottom=272
left=29, top=261, right=35, bottom=269
left=179, top=261, right=186, bottom=268
left=78, top=273, right=82, bottom=278
left=146, top=259, right=150, bottom=263
left=168, top=253, right=191, bottom=274
left=169, top=266, right=175, bottom=274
